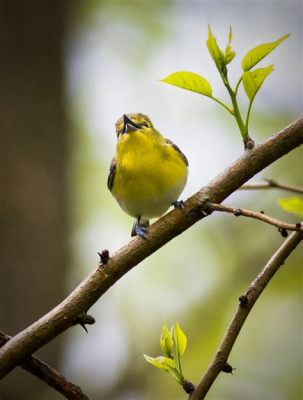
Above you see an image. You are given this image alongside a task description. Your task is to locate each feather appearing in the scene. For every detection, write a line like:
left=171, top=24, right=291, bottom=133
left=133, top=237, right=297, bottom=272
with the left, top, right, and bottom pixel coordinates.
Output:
left=107, top=158, right=116, bottom=191
left=165, top=138, right=189, bottom=166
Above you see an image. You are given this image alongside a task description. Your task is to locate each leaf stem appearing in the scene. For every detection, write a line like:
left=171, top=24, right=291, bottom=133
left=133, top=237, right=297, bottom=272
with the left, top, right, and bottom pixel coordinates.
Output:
left=210, top=96, right=234, bottom=114
left=173, top=367, right=185, bottom=385
left=174, top=347, right=183, bottom=381
left=225, top=82, right=248, bottom=141
left=234, top=76, right=243, bottom=95
left=245, top=100, right=254, bottom=131
left=218, top=70, right=250, bottom=147
left=178, top=358, right=184, bottom=383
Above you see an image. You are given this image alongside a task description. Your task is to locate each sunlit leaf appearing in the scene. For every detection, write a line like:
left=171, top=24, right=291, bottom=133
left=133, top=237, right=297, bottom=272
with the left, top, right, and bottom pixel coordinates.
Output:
left=143, top=355, right=175, bottom=371
left=224, top=27, right=236, bottom=64
left=242, top=34, right=289, bottom=71
left=278, top=197, right=303, bottom=218
left=206, top=25, right=225, bottom=73
left=173, top=322, right=187, bottom=357
left=161, top=71, right=212, bottom=97
left=242, top=65, right=274, bottom=101
left=160, top=322, right=173, bottom=358
left=143, top=354, right=179, bottom=381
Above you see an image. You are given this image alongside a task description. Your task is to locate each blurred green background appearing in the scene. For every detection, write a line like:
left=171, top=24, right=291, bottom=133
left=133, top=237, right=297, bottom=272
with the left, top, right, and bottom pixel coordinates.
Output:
left=1, top=1, right=302, bottom=399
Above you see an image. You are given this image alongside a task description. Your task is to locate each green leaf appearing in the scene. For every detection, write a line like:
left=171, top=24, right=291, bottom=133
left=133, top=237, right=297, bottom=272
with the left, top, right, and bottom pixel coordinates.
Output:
left=206, top=25, right=225, bottom=73
left=242, top=65, right=274, bottom=101
left=173, top=322, right=187, bottom=358
left=161, top=71, right=212, bottom=97
left=160, top=322, right=173, bottom=358
left=224, top=27, right=236, bottom=65
left=242, top=34, right=289, bottom=71
left=278, top=197, right=303, bottom=218
left=144, top=355, right=183, bottom=384
left=144, top=355, right=176, bottom=372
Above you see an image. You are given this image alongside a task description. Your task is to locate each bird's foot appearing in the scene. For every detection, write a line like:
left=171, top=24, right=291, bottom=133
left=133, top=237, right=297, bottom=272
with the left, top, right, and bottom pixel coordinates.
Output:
left=135, top=225, right=148, bottom=239
left=172, top=200, right=185, bottom=209
left=131, top=219, right=148, bottom=239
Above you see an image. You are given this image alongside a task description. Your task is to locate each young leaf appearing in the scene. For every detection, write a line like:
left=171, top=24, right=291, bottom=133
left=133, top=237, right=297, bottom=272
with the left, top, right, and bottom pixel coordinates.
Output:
left=206, top=25, right=225, bottom=73
left=242, top=34, right=289, bottom=71
left=144, top=355, right=182, bottom=383
left=224, top=27, right=236, bottom=65
left=144, top=355, right=176, bottom=373
left=161, top=71, right=212, bottom=97
left=160, top=322, right=173, bottom=358
left=242, top=65, right=274, bottom=101
left=173, top=322, right=187, bottom=358
left=278, top=197, right=303, bottom=218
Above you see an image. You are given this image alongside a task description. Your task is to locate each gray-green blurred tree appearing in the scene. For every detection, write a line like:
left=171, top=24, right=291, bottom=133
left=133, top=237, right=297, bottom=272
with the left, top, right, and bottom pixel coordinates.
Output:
left=0, top=1, right=69, bottom=399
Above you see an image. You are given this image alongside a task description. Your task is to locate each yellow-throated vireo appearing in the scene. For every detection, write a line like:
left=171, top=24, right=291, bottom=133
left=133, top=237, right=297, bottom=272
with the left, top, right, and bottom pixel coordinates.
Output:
left=108, top=113, right=188, bottom=238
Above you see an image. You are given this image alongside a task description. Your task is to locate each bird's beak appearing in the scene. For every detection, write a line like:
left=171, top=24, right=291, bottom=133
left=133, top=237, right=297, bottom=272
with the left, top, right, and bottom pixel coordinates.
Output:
left=122, top=114, right=140, bottom=134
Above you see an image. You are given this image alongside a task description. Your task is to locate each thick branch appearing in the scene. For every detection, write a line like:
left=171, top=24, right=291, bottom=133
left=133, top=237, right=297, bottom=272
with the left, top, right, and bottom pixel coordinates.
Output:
left=190, top=229, right=303, bottom=400
left=0, top=331, right=89, bottom=400
left=209, top=203, right=303, bottom=233
left=0, top=118, right=302, bottom=378
left=240, top=179, right=303, bottom=194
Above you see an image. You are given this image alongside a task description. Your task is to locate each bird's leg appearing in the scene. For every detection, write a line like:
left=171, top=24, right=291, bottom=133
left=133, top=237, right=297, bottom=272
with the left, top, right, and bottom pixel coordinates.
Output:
left=131, top=217, right=149, bottom=239
left=172, top=200, right=185, bottom=209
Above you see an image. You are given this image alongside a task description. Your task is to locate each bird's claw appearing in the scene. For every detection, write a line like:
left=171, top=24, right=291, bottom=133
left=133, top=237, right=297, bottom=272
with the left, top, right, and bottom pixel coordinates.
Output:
left=135, top=225, right=148, bottom=239
left=131, top=221, right=148, bottom=239
left=172, top=200, right=185, bottom=209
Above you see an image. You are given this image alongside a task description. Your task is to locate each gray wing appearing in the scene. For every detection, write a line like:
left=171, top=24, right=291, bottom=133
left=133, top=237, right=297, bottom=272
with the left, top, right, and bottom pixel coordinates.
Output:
left=165, top=138, right=188, bottom=166
left=107, top=158, right=116, bottom=191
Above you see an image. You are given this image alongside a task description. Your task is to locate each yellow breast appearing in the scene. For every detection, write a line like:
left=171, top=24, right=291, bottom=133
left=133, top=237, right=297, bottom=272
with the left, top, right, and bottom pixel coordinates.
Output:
left=112, top=130, right=188, bottom=219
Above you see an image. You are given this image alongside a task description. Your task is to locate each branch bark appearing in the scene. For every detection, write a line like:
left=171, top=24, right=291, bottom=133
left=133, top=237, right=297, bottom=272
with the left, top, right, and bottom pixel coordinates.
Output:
left=0, top=118, right=302, bottom=378
left=240, top=180, right=303, bottom=194
left=208, top=203, right=303, bottom=233
left=0, top=331, right=89, bottom=400
left=189, top=229, right=303, bottom=400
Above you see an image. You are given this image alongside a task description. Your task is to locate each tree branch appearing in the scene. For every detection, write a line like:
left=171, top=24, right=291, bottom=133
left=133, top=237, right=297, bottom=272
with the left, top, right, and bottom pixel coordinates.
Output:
left=0, top=331, right=89, bottom=400
left=240, top=179, right=303, bottom=194
left=189, top=229, right=303, bottom=400
left=208, top=203, right=303, bottom=233
left=0, top=118, right=302, bottom=378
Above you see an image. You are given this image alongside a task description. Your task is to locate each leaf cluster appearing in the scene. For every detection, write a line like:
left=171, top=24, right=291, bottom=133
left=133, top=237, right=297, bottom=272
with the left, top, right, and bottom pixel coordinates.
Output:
left=144, top=322, right=188, bottom=386
left=161, top=26, right=289, bottom=147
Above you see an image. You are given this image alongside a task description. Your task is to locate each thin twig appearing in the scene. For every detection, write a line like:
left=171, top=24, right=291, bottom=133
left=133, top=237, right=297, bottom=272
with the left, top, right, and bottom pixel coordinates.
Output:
left=0, top=118, right=302, bottom=378
left=0, top=331, right=89, bottom=400
left=190, top=230, right=303, bottom=400
left=208, top=203, right=303, bottom=233
left=240, top=179, right=303, bottom=194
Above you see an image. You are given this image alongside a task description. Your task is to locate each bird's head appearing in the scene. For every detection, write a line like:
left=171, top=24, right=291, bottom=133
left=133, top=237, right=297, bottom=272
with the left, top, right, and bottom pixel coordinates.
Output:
left=115, top=113, right=155, bottom=138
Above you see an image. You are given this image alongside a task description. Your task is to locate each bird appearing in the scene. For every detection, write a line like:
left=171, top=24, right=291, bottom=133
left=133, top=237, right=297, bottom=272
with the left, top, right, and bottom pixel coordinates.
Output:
left=107, top=113, right=188, bottom=238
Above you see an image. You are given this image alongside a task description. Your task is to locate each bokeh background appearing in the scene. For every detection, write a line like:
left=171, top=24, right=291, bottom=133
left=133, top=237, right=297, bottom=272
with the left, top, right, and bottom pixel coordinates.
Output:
left=1, top=1, right=302, bottom=399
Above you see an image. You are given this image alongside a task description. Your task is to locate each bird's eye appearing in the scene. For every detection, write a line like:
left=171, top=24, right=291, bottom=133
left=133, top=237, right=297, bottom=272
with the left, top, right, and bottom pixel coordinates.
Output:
left=141, top=121, right=149, bottom=127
